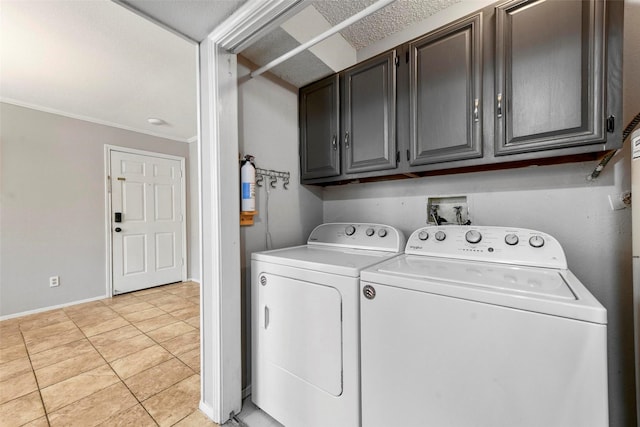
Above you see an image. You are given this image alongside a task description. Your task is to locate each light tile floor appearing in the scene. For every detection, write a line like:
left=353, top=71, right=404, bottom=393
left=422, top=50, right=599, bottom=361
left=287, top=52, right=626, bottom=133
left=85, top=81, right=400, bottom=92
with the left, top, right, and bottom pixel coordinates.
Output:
left=0, top=281, right=218, bottom=427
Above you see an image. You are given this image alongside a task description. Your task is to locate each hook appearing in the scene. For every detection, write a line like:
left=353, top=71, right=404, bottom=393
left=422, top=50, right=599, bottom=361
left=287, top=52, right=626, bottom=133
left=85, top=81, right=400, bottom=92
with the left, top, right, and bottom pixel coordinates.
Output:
left=256, top=174, right=264, bottom=187
left=270, top=176, right=277, bottom=188
left=283, top=176, right=289, bottom=190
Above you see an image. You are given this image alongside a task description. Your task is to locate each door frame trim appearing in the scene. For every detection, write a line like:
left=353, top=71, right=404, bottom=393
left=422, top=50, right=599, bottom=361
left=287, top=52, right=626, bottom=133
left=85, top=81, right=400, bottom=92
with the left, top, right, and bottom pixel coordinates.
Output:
left=103, top=144, right=187, bottom=297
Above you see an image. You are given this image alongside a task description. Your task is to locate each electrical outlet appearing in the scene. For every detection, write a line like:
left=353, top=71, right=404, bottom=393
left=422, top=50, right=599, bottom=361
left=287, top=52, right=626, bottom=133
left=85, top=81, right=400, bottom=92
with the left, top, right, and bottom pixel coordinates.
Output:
left=426, top=196, right=470, bottom=225
left=49, top=276, right=60, bottom=287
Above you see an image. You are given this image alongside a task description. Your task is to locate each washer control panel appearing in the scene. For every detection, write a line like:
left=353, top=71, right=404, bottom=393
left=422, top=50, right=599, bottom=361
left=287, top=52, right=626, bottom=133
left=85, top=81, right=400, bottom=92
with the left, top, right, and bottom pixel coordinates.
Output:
left=405, top=226, right=567, bottom=269
left=308, top=223, right=406, bottom=253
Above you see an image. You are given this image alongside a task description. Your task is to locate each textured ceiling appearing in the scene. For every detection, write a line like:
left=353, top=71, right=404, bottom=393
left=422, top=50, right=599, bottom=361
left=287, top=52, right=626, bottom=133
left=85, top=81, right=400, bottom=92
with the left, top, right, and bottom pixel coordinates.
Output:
left=312, top=0, right=461, bottom=50
left=241, top=0, right=462, bottom=87
left=241, top=28, right=335, bottom=88
left=1, top=0, right=465, bottom=140
left=1, top=1, right=197, bottom=141
left=117, top=0, right=246, bottom=42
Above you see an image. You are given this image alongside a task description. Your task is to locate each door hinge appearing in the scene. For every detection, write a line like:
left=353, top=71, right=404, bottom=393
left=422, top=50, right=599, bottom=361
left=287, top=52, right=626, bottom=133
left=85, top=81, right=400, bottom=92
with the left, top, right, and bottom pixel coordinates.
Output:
left=182, top=257, right=185, bottom=266
left=406, top=51, right=409, bottom=63
left=606, top=115, right=615, bottom=133
left=107, top=176, right=112, bottom=193
left=394, top=56, right=399, bottom=67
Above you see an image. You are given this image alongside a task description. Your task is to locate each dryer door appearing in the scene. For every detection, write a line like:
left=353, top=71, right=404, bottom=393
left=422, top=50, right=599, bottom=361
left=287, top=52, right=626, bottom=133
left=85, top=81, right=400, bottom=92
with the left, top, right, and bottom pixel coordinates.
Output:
left=260, top=273, right=343, bottom=396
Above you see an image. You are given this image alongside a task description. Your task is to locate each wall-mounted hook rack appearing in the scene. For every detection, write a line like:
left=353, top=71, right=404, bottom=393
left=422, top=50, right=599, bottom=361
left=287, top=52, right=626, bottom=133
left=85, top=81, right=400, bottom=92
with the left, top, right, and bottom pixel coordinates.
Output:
left=255, top=168, right=290, bottom=190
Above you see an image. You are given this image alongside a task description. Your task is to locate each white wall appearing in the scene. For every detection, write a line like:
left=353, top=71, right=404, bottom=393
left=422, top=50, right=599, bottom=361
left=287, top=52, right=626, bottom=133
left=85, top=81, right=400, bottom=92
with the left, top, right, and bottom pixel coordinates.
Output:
left=237, top=58, right=324, bottom=390
left=0, top=103, right=196, bottom=317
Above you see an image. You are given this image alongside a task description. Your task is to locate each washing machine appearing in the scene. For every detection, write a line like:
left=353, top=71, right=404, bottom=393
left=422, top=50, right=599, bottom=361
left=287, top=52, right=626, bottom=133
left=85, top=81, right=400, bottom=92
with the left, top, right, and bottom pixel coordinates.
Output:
left=359, top=225, right=608, bottom=427
left=251, top=223, right=406, bottom=427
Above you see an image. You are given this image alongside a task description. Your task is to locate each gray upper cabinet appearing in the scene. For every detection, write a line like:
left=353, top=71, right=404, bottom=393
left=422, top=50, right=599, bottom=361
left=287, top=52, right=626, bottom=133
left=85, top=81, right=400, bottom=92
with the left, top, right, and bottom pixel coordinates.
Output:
left=409, top=13, right=483, bottom=166
left=343, top=51, right=397, bottom=174
left=299, top=75, right=340, bottom=180
left=298, top=0, right=621, bottom=185
left=494, top=0, right=606, bottom=155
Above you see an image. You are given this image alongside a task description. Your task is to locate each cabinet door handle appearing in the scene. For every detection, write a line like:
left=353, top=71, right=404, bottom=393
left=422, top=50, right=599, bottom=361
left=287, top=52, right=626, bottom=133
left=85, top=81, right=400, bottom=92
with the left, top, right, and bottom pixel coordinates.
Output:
left=344, top=131, right=350, bottom=149
left=264, top=306, right=270, bottom=329
left=331, top=135, right=337, bottom=151
left=496, top=93, right=503, bottom=118
left=474, top=98, right=480, bottom=122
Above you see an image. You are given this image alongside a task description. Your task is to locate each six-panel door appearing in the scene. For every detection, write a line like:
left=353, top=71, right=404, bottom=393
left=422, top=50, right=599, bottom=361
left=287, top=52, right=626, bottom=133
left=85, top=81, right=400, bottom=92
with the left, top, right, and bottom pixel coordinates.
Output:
left=110, top=150, right=184, bottom=294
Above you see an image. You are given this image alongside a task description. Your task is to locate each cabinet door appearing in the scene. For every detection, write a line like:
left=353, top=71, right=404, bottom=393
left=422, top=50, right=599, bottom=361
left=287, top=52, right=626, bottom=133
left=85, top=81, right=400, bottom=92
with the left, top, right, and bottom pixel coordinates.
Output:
left=409, top=14, right=483, bottom=166
left=343, top=51, right=397, bottom=174
left=495, top=0, right=605, bottom=155
left=300, top=75, right=340, bottom=180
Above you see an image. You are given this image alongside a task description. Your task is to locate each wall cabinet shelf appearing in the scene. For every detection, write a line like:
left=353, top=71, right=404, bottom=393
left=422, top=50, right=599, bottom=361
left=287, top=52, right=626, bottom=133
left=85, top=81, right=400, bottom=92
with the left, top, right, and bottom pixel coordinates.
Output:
left=299, top=0, right=622, bottom=186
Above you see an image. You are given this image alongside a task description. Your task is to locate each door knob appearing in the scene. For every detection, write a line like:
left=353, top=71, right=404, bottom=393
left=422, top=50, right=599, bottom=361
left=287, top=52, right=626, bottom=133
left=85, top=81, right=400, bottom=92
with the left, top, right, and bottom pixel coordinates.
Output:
left=115, top=227, right=122, bottom=232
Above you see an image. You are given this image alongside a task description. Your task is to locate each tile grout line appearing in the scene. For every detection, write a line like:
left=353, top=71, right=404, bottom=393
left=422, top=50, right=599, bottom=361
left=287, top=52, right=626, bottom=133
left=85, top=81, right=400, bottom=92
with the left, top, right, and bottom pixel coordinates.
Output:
left=48, top=306, right=142, bottom=426
left=19, top=328, right=52, bottom=427
left=1, top=283, right=202, bottom=426
left=92, top=289, right=200, bottom=425
left=88, top=294, right=164, bottom=426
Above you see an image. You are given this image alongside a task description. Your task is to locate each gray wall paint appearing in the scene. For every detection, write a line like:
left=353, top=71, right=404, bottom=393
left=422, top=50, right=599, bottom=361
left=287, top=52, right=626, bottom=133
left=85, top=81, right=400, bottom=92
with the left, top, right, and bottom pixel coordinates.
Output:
left=0, top=102, right=194, bottom=316
left=237, top=59, right=324, bottom=390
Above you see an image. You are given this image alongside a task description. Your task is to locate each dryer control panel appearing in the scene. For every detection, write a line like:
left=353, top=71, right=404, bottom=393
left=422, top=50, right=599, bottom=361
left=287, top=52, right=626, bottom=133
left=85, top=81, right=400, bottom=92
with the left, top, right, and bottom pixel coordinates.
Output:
left=308, top=223, right=406, bottom=253
left=406, top=226, right=567, bottom=269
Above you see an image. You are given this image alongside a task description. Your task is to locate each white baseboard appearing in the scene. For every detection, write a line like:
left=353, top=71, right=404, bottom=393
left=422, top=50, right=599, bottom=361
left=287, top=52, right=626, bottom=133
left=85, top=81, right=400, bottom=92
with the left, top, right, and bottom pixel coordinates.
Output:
left=199, top=400, right=217, bottom=423
left=0, top=294, right=108, bottom=322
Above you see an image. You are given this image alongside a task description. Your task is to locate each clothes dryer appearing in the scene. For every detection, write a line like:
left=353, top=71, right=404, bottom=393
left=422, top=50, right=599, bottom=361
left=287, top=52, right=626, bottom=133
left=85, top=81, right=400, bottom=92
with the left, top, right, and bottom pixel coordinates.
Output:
left=251, top=223, right=405, bottom=427
left=360, top=225, right=608, bottom=427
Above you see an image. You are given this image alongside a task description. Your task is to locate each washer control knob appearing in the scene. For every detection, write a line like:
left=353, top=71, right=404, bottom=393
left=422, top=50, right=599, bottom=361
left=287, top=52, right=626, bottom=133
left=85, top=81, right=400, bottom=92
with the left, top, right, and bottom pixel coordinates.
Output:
left=465, top=230, right=482, bottom=244
left=529, top=235, right=545, bottom=248
left=366, top=228, right=375, bottom=237
left=378, top=228, right=387, bottom=238
left=418, top=231, right=429, bottom=241
left=345, top=225, right=356, bottom=236
left=505, top=233, right=519, bottom=246
left=435, top=231, right=446, bottom=241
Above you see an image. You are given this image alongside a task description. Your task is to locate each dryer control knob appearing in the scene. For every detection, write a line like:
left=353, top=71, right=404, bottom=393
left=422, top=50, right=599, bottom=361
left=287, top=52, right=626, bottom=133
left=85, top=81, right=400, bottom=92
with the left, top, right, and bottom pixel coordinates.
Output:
left=345, top=225, right=356, bottom=236
left=529, top=235, right=545, bottom=248
left=418, top=231, right=429, bottom=241
left=435, top=231, right=446, bottom=241
left=378, top=228, right=387, bottom=238
left=465, top=230, right=482, bottom=244
left=366, top=228, right=375, bottom=237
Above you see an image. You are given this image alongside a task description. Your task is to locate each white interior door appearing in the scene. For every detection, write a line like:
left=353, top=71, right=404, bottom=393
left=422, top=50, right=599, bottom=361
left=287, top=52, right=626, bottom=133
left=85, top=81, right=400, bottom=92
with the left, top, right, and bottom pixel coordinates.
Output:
left=110, top=150, right=185, bottom=294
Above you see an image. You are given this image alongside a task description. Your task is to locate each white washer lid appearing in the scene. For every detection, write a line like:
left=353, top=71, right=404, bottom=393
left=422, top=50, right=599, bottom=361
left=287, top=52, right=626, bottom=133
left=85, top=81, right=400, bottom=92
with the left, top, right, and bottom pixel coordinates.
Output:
left=252, top=245, right=401, bottom=277
left=361, top=255, right=606, bottom=324
left=381, top=256, right=576, bottom=300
